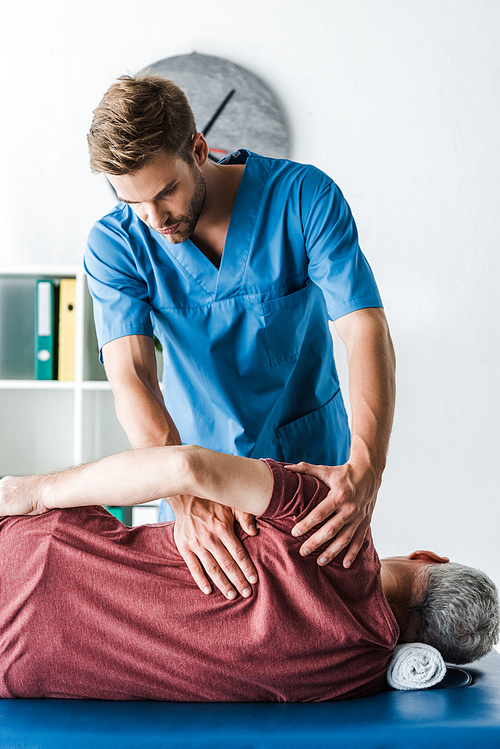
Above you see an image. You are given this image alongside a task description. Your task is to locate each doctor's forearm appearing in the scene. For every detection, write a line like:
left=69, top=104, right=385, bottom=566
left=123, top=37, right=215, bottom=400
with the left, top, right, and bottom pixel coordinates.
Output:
left=113, top=377, right=182, bottom=449
left=102, top=334, right=181, bottom=450
left=336, top=308, right=396, bottom=477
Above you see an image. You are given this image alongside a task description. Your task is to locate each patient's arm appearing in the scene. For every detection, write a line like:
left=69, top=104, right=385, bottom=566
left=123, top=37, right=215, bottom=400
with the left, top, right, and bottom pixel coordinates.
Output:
left=0, top=446, right=273, bottom=519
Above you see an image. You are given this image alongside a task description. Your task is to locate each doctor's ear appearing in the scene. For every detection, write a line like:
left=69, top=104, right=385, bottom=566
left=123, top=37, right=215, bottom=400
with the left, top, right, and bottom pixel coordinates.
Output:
left=191, top=133, right=209, bottom=166
left=408, top=550, right=450, bottom=564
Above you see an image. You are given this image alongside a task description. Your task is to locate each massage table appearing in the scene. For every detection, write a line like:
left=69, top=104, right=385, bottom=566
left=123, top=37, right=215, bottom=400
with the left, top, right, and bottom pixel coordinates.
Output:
left=1, top=650, right=499, bottom=749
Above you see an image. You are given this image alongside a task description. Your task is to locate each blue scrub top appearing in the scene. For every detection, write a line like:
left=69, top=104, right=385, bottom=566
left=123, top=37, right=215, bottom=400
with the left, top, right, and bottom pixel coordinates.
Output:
left=85, top=151, right=383, bottom=467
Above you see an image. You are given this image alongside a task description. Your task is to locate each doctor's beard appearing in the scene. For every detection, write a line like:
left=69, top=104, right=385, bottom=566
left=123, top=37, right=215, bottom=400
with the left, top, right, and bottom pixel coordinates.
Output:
left=157, top=168, right=207, bottom=244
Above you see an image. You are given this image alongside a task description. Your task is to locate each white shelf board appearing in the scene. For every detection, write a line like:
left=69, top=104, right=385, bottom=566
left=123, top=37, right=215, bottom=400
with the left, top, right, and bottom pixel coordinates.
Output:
left=0, top=263, right=82, bottom=275
left=0, top=379, right=75, bottom=390
left=81, top=381, right=112, bottom=391
left=0, top=380, right=111, bottom=390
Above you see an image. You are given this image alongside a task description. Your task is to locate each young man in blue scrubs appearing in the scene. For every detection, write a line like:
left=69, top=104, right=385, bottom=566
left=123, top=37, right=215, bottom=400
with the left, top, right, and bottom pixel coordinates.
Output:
left=85, top=74, right=396, bottom=600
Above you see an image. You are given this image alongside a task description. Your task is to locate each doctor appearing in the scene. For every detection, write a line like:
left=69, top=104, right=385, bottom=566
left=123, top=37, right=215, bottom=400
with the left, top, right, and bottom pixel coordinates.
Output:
left=85, top=74, right=396, bottom=600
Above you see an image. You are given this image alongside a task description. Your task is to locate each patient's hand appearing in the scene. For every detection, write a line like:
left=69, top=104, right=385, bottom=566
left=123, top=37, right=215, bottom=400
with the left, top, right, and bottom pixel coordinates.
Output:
left=168, top=494, right=259, bottom=599
left=0, top=475, right=48, bottom=516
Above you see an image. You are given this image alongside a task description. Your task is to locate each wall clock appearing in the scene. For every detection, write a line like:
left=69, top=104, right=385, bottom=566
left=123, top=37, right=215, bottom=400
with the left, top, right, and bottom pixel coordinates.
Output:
left=138, top=53, right=290, bottom=160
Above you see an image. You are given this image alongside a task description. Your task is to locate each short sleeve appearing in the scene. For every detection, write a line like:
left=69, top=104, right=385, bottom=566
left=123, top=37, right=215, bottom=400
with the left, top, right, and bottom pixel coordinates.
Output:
left=258, top=459, right=329, bottom=532
left=302, top=175, right=383, bottom=321
left=85, top=216, right=154, bottom=362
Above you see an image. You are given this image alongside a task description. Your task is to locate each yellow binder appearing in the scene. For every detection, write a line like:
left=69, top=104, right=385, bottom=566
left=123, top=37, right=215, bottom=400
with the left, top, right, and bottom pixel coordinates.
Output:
left=58, top=279, right=76, bottom=380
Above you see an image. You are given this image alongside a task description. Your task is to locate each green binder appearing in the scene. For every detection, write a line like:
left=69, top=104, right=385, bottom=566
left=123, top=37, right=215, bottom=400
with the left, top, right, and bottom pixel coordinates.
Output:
left=35, top=280, right=57, bottom=380
left=105, top=506, right=133, bottom=525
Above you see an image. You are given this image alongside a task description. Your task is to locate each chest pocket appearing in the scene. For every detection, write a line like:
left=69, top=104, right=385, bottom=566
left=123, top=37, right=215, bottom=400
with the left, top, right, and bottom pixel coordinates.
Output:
left=261, top=283, right=311, bottom=367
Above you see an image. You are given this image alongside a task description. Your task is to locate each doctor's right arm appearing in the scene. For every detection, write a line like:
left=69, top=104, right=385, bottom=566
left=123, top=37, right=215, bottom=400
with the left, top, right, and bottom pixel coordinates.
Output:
left=102, top=335, right=178, bottom=450
left=102, top=334, right=259, bottom=600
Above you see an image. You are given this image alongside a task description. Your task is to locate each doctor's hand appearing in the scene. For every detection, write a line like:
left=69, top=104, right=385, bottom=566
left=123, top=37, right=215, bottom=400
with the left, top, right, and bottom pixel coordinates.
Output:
left=168, top=494, right=259, bottom=599
left=0, top=475, right=47, bottom=517
left=285, top=461, right=380, bottom=569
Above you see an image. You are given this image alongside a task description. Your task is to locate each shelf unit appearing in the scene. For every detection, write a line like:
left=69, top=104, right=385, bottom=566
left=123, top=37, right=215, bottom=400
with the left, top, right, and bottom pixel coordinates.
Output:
left=0, top=264, right=159, bottom=524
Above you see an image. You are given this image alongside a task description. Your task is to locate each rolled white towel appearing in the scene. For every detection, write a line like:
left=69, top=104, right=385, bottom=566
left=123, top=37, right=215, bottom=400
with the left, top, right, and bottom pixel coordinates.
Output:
left=387, top=643, right=447, bottom=690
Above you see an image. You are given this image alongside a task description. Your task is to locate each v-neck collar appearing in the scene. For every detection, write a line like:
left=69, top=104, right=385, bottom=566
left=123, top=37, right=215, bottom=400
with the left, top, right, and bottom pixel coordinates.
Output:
left=157, top=151, right=271, bottom=301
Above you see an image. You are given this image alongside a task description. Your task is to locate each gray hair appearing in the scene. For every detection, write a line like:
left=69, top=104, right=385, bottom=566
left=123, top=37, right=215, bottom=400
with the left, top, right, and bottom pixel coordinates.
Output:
left=410, top=563, right=500, bottom=665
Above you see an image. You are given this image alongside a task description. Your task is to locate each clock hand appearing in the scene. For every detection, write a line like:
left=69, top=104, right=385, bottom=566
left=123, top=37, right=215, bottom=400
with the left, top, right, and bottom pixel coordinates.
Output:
left=202, top=88, right=236, bottom=137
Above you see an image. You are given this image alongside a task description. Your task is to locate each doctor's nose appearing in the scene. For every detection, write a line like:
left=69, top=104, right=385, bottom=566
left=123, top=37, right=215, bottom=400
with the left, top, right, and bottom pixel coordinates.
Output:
left=144, top=202, right=168, bottom=230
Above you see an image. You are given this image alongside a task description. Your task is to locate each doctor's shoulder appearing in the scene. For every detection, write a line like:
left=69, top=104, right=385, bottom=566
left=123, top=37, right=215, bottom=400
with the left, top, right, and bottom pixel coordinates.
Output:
left=86, top=202, right=157, bottom=269
left=262, top=153, right=338, bottom=204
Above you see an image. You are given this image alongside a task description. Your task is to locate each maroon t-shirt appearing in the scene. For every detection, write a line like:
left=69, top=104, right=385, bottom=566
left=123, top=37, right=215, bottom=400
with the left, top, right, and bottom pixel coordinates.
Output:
left=0, top=460, right=398, bottom=701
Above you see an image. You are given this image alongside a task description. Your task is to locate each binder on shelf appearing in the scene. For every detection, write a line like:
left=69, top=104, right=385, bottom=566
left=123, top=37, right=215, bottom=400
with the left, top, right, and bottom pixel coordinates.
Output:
left=34, top=280, right=57, bottom=380
left=58, top=279, right=76, bottom=381
left=105, top=506, right=133, bottom=525
left=0, top=277, right=36, bottom=380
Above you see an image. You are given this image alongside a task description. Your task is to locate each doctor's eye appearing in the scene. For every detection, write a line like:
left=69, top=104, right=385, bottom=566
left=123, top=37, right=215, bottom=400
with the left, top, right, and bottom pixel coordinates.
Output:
left=158, top=185, right=178, bottom=199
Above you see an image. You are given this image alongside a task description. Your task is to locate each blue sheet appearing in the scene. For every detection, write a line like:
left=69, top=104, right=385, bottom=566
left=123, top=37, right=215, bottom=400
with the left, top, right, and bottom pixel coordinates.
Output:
left=1, top=651, right=499, bottom=749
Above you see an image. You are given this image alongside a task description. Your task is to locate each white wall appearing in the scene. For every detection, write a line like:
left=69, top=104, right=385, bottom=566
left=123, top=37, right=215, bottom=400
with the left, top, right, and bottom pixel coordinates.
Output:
left=1, top=2, right=499, bottom=596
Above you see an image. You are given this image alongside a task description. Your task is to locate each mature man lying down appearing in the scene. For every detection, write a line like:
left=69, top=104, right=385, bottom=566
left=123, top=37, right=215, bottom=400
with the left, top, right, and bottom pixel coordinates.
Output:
left=0, top=446, right=498, bottom=702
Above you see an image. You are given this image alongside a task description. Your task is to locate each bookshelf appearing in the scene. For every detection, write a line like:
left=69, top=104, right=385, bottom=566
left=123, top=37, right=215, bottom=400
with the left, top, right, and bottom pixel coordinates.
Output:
left=0, top=264, right=160, bottom=524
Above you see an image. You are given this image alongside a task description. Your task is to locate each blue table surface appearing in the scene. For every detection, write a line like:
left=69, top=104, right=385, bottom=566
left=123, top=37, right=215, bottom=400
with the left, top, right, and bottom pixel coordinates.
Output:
left=1, top=651, right=499, bottom=749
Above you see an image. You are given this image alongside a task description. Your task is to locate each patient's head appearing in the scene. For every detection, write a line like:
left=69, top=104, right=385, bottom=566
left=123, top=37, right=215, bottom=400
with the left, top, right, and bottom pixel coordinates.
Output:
left=410, top=560, right=500, bottom=664
left=381, top=551, right=500, bottom=664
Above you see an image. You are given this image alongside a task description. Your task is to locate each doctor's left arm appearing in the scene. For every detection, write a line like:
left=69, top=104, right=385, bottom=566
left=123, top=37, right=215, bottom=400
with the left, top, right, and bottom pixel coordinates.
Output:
left=288, top=307, right=395, bottom=566
left=290, top=177, right=396, bottom=568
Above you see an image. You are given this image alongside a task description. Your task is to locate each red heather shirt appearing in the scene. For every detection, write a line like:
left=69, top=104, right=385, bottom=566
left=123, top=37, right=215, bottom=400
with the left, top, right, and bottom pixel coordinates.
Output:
left=0, top=460, right=398, bottom=702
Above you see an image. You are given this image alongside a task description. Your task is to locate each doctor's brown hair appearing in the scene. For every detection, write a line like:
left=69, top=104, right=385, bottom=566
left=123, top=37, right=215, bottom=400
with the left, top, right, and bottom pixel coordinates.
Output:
left=88, top=73, right=197, bottom=175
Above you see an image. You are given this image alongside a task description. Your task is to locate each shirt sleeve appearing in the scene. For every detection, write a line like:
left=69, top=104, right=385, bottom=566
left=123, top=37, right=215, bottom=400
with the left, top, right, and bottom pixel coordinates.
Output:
left=258, top=459, right=328, bottom=532
left=258, top=460, right=384, bottom=578
left=85, top=216, right=154, bottom=362
left=302, top=173, right=383, bottom=321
